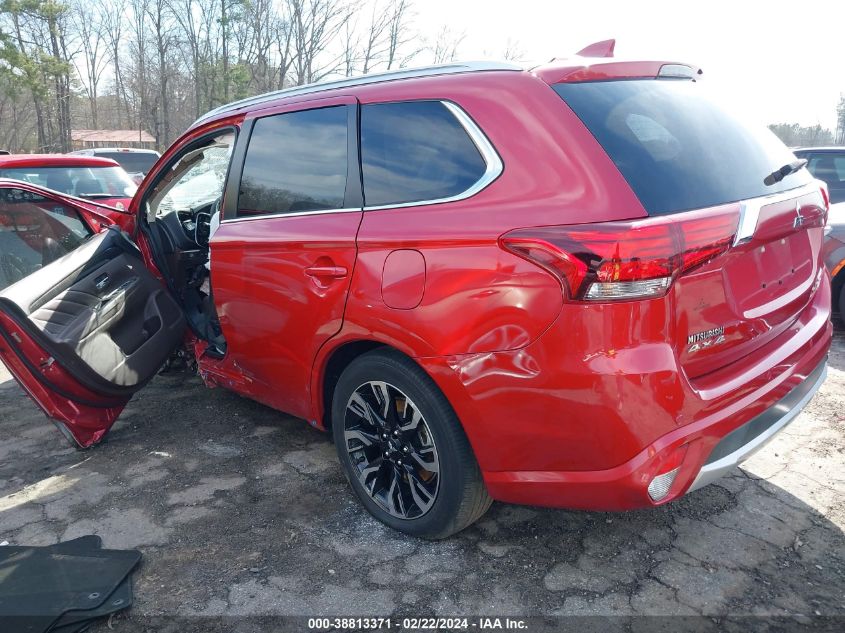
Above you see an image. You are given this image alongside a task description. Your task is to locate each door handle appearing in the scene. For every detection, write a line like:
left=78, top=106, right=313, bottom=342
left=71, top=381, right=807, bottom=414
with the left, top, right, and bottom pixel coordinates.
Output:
left=94, top=273, right=110, bottom=290
left=304, top=265, right=348, bottom=279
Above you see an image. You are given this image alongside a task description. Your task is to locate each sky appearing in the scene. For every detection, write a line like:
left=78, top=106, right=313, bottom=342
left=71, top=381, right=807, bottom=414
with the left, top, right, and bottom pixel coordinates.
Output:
left=410, top=0, right=844, bottom=132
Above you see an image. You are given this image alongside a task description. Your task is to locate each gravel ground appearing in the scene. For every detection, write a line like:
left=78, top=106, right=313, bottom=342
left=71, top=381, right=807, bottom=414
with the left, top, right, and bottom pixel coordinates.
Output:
left=0, top=326, right=843, bottom=632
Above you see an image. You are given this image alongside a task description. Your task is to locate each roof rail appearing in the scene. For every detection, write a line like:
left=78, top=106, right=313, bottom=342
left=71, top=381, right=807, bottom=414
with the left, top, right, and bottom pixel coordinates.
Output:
left=193, top=61, right=523, bottom=126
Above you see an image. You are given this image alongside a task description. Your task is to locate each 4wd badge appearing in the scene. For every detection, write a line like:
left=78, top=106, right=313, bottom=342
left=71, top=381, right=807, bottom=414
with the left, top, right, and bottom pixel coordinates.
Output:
left=687, top=327, right=726, bottom=353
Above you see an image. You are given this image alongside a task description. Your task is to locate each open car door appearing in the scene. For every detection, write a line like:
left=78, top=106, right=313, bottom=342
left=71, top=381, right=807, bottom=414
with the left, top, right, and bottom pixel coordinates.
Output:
left=0, top=181, right=185, bottom=447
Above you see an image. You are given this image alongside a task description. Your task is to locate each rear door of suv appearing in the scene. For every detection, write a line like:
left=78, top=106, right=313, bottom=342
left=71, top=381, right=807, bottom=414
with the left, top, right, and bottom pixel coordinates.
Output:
left=551, top=78, right=829, bottom=378
left=207, top=96, right=363, bottom=419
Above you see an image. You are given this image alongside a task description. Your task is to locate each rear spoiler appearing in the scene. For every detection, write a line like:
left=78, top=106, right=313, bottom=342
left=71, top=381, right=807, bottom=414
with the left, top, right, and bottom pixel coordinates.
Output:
left=576, top=39, right=616, bottom=58
left=531, top=39, right=701, bottom=85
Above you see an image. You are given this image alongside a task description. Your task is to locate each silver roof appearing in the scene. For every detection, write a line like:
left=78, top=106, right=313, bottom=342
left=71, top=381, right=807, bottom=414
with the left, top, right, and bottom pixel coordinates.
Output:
left=193, top=61, right=523, bottom=126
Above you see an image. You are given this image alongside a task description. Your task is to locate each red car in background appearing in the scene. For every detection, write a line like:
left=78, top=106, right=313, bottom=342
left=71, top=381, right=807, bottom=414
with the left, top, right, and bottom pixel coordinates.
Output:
left=0, top=42, right=832, bottom=539
left=0, top=153, right=137, bottom=215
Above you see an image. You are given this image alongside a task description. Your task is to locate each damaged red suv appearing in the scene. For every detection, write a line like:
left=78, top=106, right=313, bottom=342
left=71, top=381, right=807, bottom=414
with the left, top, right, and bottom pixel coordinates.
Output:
left=0, top=43, right=831, bottom=538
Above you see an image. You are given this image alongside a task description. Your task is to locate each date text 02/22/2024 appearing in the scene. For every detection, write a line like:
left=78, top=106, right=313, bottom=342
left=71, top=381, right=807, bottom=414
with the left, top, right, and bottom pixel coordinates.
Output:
left=307, top=617, right=529, bottom=630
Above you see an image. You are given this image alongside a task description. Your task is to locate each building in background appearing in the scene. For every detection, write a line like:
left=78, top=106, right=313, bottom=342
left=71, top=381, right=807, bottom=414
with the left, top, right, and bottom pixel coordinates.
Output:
left=71, top=130, right=156, bottom=151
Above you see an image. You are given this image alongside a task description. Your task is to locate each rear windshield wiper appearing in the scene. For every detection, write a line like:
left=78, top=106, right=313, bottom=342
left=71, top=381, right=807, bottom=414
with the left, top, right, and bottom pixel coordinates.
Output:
left=77, top=193, right=115, bottom=199
left=764, top=159, right=807, bottom=186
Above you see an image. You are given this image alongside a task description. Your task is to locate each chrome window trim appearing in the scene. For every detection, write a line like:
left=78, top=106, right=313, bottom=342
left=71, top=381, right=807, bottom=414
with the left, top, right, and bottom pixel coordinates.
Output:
left=194, top=61, right=522, bottom=126
left=362, top=100, right=503, bottom=211
left=221, top=207, right=360, bottom=224
left=734, top=183, right=824, bottom=246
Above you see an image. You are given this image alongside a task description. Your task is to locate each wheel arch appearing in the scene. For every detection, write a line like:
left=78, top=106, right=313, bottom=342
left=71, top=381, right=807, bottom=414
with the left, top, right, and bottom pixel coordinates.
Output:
left=314, top=337, right=466, bottom=434
left=315, top=339, right=392, bottom=431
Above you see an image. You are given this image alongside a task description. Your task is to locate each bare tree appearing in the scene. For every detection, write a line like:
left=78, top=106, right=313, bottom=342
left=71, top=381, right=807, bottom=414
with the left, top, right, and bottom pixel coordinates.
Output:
left=241, top=0, right=275, bottom=91
left=340, top=11, right=360, bottom=77
left=126, top=0, right=152, bottom=141
left=384, top=0, right=417, bottom=69
left=287, top=0, right=350, bottom=85
left=0, top=0, right=454, bottom=150
left=145, top=0, right=175, bottom=145
left=430, top=25, right=464, bottom=65
left=100, top=0, right=132, bottom=128
left=167, top=0, right=206, bottom=118
left=271, top=12, right=296, bottom=89
left=359, top=1, right=388, bottom=74
left=69, top=0, right=111, bottom=128
left=502, top=38, right=525, bottom=63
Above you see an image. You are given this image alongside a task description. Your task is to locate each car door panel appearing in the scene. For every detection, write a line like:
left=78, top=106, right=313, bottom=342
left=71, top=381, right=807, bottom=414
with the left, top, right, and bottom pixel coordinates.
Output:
left=0, top=309, right=127, bottom=447
left=1, top=228, right=185, bottom=389
left=208, top=212, right=361, bottom=418
left=0, top=216, right=185, bottom=446
left=200, top=96, right=362, bottom=421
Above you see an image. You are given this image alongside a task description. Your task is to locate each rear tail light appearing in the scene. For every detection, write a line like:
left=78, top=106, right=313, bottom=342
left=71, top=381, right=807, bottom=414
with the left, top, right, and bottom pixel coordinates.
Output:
left=500, top=209, right=739, bottom=301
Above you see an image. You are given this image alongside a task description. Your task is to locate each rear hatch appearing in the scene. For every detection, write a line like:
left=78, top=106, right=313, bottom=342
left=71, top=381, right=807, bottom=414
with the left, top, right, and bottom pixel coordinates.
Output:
left=549, top=79, right=827, bottom=377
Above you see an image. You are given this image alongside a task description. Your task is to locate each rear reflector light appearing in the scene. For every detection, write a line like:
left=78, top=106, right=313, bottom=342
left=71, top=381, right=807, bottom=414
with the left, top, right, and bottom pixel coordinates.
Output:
left=648, top=467, right=680, bottom=501
left=500, top=209, right=739, bottom=301
left=647, top=444, right=688, bottom=502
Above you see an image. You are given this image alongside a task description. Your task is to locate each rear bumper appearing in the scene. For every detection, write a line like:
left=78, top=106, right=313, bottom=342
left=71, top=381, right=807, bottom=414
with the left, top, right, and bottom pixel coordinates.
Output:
left=480, top=354, right=828, bottom=510
left=420, top=272, right=833, bottom=511
left=687, top=360, right=827, bottom=492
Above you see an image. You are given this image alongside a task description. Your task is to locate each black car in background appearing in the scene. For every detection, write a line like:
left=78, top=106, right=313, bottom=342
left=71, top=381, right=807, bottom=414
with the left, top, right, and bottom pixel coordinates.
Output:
left=794, top=147, right=845, bottom=204
left=69, top=148, right=161, bottom=183
left=796, top=147, right=845, bottom=322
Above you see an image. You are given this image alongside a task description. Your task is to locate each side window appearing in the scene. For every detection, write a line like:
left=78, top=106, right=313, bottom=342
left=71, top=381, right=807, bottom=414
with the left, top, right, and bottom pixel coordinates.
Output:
left=0, top=188, right=93, bottom=290
left=237, top=106, right=348, bottom=218
left=360, top=101, right=487, bottom=207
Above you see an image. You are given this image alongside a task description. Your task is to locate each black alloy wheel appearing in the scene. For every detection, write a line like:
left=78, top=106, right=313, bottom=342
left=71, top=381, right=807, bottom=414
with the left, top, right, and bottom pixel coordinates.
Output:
left=343, top=380, right=440, bottom=519
left=331, top=349, right=492, bottom=539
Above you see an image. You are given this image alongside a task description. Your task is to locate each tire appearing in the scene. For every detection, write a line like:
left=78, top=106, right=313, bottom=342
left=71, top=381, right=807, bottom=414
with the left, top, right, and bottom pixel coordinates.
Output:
left=331, top=349, right=492, bottom=539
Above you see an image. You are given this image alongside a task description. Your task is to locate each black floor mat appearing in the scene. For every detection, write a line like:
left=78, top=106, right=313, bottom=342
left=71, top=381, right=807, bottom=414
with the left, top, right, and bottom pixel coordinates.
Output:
left=0, top=536, right=140, bottom=633
left=48, top=538, right=134, bottom=632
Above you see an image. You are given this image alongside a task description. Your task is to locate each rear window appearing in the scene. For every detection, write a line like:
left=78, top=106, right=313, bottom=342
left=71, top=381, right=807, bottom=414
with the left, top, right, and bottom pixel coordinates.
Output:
left=360, top=101, right=486, bottom=207
left=0, top=166, right=137, bottom=200
left=98, top=152, right=158, bottom=175
left=553, top=80, right=814, bottom=215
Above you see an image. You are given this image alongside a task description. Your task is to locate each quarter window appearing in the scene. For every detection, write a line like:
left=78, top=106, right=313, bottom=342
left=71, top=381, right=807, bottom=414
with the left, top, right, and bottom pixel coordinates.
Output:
left=360, top=101, right=487, bottom=207
left=237, top=106, right=349, bottom=218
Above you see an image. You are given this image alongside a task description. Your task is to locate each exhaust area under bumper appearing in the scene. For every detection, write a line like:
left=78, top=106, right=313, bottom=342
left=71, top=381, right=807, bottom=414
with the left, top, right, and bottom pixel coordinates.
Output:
left=688, top=360, right=827, bottom=492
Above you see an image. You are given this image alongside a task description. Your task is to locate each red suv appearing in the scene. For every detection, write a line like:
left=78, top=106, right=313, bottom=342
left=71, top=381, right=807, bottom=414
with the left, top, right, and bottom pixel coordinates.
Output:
left=0, top=47, right=832, bottom=539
